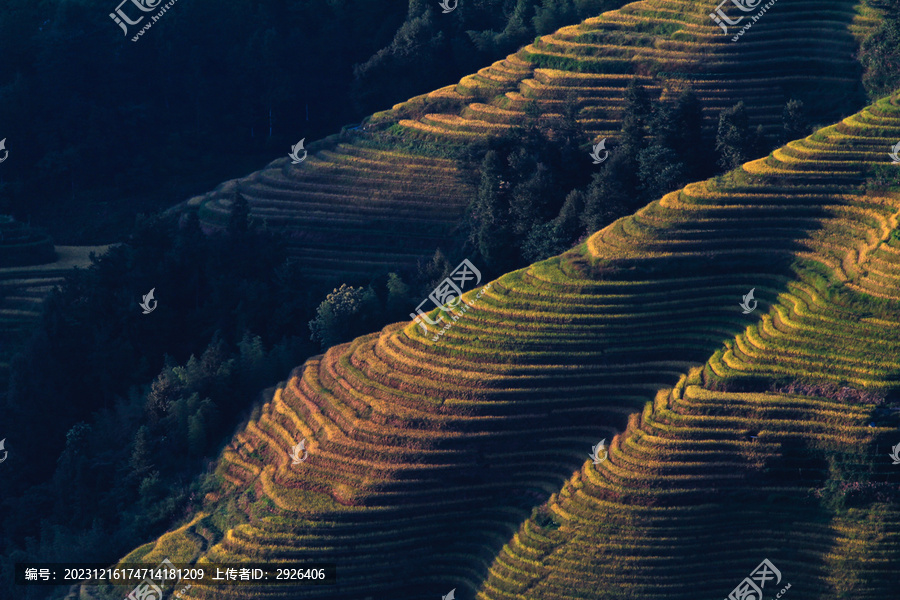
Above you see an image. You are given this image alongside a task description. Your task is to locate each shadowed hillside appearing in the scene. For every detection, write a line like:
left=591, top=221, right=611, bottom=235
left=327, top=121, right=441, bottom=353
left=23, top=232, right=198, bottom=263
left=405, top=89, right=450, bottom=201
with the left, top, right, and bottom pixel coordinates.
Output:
left=0, top=215, right=108, bottom=392
left=187, top=0, right=879, bottom=286
left=100, top=91, right=900, bottom=599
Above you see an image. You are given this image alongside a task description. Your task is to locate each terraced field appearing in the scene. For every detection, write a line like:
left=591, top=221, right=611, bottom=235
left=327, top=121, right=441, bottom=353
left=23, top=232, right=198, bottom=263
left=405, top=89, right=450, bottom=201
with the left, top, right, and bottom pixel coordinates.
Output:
left=108, top=92, right=900, bottom=599
left=188, top=0, right=879, bottom=286
left=190, top=145, right=473, bottom=283
left=0, top=245, right=109, bottom=391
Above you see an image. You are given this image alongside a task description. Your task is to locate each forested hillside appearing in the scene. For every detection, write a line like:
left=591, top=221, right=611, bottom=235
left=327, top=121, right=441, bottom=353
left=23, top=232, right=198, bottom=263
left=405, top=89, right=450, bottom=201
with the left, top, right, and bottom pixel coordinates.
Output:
left=186, top=0, right=881, bottom=289
left=0, top=0, right=616, bottom=242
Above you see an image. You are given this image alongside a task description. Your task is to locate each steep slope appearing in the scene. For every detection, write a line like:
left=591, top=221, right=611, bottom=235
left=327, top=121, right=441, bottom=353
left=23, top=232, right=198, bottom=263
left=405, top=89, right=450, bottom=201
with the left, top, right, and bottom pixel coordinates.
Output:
left=188, top=0, right=879, bottom=286
left=479, top=92, right=900, bottom=600
left=107, top=93, right=900, bottom=599
left=481, top=368, right=896, bottom=600
left=0, top=216, right=108, bottom=392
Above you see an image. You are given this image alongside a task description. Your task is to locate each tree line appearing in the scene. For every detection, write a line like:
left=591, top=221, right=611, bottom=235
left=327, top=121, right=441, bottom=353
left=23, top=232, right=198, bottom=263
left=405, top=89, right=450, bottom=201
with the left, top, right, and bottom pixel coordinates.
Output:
left=0, top=197, right=456, bottom=600
left=0, top=0, right=620, bottom=244
left=462, top=83, right=812, bottom=279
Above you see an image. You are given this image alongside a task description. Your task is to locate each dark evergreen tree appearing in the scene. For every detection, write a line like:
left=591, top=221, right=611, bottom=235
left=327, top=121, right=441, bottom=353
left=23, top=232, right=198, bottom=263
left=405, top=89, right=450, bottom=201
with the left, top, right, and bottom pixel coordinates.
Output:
left=715, top=101, right=754, bottom=170
left=510, top=162, right=556, bottom=237
left=620, top=80, right=654, bottom=155
left=581, top=152, right=636, bottom=234
left=386, top=272, right=413, bottom=319
left=521, top=219, right=568, bottom=263
left=751, top=124, right=771, bottom=158
left=308, top=284, right=379, bottom=350
left=130, top=426, right=155, bottom=478
left=467, top=0, right=532, bottom=57
left=145, top=365, right=180, bottom=424
left=649, top=102, right=679, bottom=151
left=468, top=151, right=515, bottom=272
left=350, top=6, right=450, bottom=114
left=638, top=145, right=686, bottom=202
left=533, top=0, right=578, bottom=34
left=782, top=99, right=810, bottom=143
left=187, top=413, right=207, bottom=456
left=416, top=248, right=455, bottom=295
left=672, top=89, right=708, bottom=180
left=550, top=92, right=592, bottom=189
left=556, top=188, right=588, bottom=242
left=598, top=81, right=651, bottom=207
left=638, top=100, right=689, bottom=201
left=520, top=184, right=588, bottom=262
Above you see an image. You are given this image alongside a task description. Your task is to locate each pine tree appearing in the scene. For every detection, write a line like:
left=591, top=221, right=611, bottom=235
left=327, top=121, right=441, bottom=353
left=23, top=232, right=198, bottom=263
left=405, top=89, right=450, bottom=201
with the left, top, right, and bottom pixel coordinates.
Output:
left=386, top=272, right=411, bottom=318
left=672, top=89, right=707, bottom=180
left=715, top=101, right=753, bottom=170
left=638, top=144, right=686, bottom=203
left=649, top=102, right=679, bottom=151
left=552, top=92, right=590, bottom=189
left=605, top=80, right=651, bottom=204
left=620, top=80, right=653, bottom=155
left=556, top=188, right=587, bottom=242
left=510, top=162, right=555, bottom=237
left=782, top=99, right=809, bottom=143
left=199, top=332, right=232, bottom=385
left=187, top=413, right=206, bottom=456
left=130, top=425, right=154, bottom=477
left=56, top=422, right=92, bottom=474
left=145, top=366, right=181, bottom=423
left=581, top=152, right=635, bottom=234
left=468, top=151, right=515, bottom=271
left=533, top=0, right=573, bottom=35
left=751, top=124, right=770, bottom=158
left=416, top=248, right=455, bottom=295
left=521, top=220, right=567, bottom=263
left=238, top=332, right=267, bottom=395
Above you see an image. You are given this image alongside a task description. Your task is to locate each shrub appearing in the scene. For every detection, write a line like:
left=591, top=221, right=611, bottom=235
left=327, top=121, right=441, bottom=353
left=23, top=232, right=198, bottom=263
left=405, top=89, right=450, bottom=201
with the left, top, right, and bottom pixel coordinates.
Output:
left=308, top=283, right=379, bottom=351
